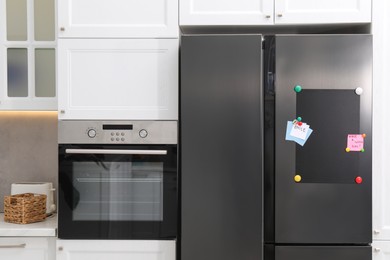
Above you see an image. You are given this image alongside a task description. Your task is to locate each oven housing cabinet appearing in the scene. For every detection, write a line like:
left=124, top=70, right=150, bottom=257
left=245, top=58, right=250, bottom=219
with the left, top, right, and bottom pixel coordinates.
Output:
left=58, top=121, right=178, bottom=240
left=264, top=35, right=372, bottom=260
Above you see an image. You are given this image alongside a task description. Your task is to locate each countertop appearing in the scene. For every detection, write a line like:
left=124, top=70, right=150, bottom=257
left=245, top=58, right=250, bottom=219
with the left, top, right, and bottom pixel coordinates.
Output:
left=0, top=213, right=57, bottom=237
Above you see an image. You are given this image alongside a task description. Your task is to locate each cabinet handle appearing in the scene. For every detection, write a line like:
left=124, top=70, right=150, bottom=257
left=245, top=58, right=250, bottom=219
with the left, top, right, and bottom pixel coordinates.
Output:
left=0, top=243, right=26, bottom=248
left=277, top=14, right=283, bottom=17
left=374, top=248, right=381, bottom=253
left=265, top=15, right=271, bottom=18
left=373, top=229, right=380, bottom=234
left=58, top=246, right=63, bottom=251
left=66, top=149, right=167, bottom=155
left=60, top=27, right=65, bottom=31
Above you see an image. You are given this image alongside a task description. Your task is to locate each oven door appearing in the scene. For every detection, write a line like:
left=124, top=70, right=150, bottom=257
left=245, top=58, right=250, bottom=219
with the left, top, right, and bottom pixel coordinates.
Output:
left=58, top=144, right=177, bottom=239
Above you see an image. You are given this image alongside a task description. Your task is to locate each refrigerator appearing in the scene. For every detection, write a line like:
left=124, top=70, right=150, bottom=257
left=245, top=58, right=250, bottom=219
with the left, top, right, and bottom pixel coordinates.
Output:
left=180, top=34, right=372, bottom=260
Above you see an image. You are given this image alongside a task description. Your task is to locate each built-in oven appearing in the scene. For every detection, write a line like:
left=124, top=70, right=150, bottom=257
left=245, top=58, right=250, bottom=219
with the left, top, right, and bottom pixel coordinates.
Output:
left=58, top=121, right=177, bottom=240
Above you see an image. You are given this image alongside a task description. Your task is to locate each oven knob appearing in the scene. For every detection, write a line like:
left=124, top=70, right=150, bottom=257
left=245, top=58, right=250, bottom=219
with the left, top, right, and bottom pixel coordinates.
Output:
left=139, top=129, right=148, bottom=138
left=87, top=129, right=97, bottom=138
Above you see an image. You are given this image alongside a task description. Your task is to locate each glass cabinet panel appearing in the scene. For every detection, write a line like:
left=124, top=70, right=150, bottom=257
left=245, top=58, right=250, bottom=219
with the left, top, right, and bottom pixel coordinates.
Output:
left=6, top=0, right=27, bottom=41
left=7, top=48, right=28, bottom=97
left=35, top=49, right=56, bottom=97
left=34, top=0, right=55, bottom=41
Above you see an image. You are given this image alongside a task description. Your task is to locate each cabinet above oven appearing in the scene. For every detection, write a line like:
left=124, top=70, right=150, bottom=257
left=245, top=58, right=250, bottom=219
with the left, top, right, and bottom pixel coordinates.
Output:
left=57, top=39, right=178, bottom=121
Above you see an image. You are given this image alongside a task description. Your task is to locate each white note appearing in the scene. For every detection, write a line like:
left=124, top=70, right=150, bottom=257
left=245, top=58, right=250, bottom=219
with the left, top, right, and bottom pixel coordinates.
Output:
left=290, top=123, right=309, bottom=140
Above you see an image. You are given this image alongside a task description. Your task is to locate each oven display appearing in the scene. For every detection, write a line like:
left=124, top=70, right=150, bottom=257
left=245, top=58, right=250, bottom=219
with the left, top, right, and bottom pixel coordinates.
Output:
left=102, top=124, right=133, bottom=130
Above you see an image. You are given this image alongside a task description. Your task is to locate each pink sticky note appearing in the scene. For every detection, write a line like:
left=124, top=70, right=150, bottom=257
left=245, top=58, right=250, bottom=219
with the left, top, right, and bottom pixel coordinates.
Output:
left=347, top=134, right=364, bottom=151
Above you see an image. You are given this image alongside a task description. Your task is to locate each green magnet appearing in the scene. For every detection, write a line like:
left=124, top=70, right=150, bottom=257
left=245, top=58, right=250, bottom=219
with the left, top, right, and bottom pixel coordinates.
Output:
left=361, top=148, right=365, bottom=152
left=294, top=85, right=302, bottom=93
left=297, top=117, right=302, bottom=122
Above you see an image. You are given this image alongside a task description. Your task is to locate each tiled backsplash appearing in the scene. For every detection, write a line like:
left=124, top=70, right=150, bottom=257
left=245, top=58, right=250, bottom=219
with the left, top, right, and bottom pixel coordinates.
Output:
left=0, top=112, right=57, bottom=212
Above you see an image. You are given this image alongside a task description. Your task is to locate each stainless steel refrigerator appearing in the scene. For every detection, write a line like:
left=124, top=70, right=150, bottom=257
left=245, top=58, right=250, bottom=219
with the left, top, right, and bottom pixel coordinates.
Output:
left=180, top=34, right=372, bottom=260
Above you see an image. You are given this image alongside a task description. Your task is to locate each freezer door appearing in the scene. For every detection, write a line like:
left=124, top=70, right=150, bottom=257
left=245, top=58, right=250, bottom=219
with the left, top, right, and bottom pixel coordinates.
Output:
left=272, top=246, right=371, bottom=260
left=273, top=35, right=372, bottom=244
left=181, top=35, right=263, bottom=260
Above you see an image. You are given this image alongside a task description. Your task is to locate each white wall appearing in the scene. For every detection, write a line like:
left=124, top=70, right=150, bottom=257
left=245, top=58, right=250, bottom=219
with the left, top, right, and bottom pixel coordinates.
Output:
left=372, top=0, right=390, bottom=240
left=0, top=112, right=57, bottom=211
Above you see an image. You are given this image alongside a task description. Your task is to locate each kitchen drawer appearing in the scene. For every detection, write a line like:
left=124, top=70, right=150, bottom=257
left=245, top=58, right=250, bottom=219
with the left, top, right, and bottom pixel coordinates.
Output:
left=56, top=240, right=175, bottom=260
left=0, top=237, right=55, bottom=260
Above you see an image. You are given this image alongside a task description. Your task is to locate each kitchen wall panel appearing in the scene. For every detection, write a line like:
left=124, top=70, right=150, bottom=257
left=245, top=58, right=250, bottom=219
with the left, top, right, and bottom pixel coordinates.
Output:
left=0, top=112, right=57, bottom=211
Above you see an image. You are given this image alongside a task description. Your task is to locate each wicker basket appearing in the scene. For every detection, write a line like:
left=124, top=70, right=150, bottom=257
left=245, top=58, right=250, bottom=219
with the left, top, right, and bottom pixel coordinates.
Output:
left=4, top=193, right=47, bottom=224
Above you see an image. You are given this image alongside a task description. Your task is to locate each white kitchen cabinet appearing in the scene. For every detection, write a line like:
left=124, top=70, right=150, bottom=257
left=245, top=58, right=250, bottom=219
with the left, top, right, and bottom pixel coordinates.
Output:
left=180, top=0, right=274, bottom=25
left=0, top=0, right=57, bottom=110
left=274, top=0, right=371, bottom=24
left=56, top=240, right=175, bottom=260
left=58, top=0, right=178, bottom=38
left=57, top=38, right=178, bottom=120
left=372, top=0, right=390, bottom=241
left=180, top=0, right=371, bottom=25
left=0, top=237, right=55, bottom=260
left=372, top=241, right=390, bottom=260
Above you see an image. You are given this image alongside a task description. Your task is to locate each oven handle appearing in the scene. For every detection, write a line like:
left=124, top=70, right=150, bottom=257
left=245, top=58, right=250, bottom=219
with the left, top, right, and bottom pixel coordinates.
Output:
left=65, top=149, right=167, bottom=155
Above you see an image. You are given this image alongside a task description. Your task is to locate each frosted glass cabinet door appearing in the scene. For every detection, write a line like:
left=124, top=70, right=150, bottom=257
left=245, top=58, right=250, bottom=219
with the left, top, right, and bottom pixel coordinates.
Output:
left=180, top=0, right=274, bottom=25
left=58, top=39, right=178, bottom=120
left=275, top=0, right=371, bottom=24
left=58, top=0, right=179, bottom=38
left=6, top=0, right=27, bottom=41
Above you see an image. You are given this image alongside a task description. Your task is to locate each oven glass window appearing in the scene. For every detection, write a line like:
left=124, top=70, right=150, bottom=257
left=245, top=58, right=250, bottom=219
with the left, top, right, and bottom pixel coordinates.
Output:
left=71, top=161, right=163, bottom=221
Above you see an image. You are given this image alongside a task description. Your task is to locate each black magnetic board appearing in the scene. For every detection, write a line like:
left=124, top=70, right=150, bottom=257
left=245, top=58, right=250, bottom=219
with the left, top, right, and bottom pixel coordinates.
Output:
left=296, top=89, right=360, bottom=183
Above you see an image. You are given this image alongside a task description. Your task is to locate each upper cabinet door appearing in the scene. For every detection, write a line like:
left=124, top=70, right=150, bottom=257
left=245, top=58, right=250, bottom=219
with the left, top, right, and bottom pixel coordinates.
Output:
left=58, top=0, right=179, bottom=38
left=180, top=0, right=274, bottom=25
left=58, top=39, right=178, bottom=120
left=275, top=0, right=371, bottom=24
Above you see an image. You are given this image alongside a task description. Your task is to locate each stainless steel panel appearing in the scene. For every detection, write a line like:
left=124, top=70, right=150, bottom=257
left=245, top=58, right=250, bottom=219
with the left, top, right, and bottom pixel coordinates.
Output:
left=274, top=35, right=372, bottom=243
left=181, top=35, right=263, bottom=260
left=274, top=246, right=371, bottom=260
left=58, top=121, right=177, bottom=144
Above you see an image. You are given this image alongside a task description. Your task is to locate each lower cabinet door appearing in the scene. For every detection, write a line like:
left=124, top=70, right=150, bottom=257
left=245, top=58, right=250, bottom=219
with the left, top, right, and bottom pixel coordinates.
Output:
left=0, top=237, right=55, bottom=260
left=373, top=241, right=390, bottom=260
left=272, top=246, right=371, bottom=260
left=56, top=240, right=175, bottom=260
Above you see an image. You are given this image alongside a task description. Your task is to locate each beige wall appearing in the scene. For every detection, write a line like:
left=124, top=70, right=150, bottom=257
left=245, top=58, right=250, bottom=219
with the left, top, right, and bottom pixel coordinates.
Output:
left=0, top=111, right=57, bottom=212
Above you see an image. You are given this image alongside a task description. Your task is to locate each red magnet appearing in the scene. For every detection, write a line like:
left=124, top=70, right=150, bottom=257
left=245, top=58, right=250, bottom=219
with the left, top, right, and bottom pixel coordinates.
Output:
left=298, top=122, right=303, bottom=126
left=355, top=176, right=363, bottom=184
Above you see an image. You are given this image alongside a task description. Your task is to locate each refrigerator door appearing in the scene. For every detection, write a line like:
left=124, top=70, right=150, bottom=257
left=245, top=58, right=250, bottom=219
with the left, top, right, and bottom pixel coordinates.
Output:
left=181, top=35, right=263, bottom=260
left=274, top=246, right=371, bottom=260
left=273, top=35, right=372, bottom=244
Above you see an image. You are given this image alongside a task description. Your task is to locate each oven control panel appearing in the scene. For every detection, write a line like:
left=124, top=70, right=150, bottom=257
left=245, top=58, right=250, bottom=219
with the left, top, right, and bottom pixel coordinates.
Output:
left=59, top=121, right=177, bottom=144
